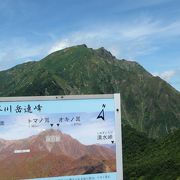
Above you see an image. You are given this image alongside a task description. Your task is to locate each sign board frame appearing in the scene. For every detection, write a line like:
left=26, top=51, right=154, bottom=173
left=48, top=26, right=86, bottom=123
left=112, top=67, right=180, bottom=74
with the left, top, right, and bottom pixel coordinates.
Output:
left=0, top=94, right=123, bottom=180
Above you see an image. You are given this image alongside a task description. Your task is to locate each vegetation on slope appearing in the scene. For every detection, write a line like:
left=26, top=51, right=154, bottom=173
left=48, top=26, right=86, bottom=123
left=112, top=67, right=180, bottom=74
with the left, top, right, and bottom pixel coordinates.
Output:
left=123, top=125, right=180, bottom=180
left=0, top=45, right=180, bottom=179
left=0, top=45, right=179, bottom=138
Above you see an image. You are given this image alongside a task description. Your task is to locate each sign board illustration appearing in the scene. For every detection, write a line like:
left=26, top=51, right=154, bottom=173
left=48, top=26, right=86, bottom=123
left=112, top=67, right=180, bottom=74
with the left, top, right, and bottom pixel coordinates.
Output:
left=0, top=94, right=123, bottom=180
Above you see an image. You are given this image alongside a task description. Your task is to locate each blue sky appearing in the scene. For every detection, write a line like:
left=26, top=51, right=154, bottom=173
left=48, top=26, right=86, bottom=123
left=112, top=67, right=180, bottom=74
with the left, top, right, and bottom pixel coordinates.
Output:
left=0, top=0, right=180, bottom=91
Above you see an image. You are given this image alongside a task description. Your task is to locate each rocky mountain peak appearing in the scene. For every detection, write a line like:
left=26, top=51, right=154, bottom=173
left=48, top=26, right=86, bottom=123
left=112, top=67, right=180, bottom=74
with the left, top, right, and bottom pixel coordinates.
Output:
left=96, top=47, right=116, bottom=59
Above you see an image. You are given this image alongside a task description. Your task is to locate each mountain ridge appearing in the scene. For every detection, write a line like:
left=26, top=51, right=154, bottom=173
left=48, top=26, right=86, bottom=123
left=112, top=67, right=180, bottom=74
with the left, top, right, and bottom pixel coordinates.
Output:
left=0, top=45, right=180, bottom=138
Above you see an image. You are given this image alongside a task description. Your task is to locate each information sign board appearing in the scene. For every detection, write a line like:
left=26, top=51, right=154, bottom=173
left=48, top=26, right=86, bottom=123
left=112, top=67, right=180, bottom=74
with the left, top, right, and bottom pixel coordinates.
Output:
left=0, top=94, right=123, bottom=180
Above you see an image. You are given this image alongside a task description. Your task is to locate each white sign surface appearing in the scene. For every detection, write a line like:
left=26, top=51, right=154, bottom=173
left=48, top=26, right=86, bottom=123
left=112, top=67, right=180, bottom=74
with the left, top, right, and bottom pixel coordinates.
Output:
left=0, top=94, right=123, bottom=180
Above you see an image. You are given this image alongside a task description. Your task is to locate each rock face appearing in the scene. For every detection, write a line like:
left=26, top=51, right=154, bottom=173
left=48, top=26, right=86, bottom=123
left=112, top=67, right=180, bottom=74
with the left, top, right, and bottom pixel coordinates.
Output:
left=0, top=129, right=116, bottom=179
left=0, top=44, right=179, bottom=138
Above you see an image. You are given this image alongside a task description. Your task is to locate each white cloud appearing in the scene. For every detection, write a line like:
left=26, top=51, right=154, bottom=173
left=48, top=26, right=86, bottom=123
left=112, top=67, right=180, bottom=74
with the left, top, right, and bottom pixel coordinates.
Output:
left=48, top=18, right=180, bottom=60
left=0, top=38, right=50, bottom=71
left=1, top=17, right=180, bottom=71
left=49, top=39, right=71, bottom=54
left=117, top=0, right=173, bottom=12
left=160, top=71, right=177, bottom=81
left=153, top=70, right=178, bottom=81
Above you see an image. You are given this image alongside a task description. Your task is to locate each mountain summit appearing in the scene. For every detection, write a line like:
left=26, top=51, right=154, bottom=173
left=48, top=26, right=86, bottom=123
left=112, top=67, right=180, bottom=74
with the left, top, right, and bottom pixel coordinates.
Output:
left=0, top=45, right=180, bottom=138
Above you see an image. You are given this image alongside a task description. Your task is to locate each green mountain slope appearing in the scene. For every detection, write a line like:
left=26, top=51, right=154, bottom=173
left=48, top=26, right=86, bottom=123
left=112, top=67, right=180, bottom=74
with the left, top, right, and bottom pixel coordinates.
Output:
left=123, top=125, right=180, bottom=180
left=0, top=45, right=180, bottom=138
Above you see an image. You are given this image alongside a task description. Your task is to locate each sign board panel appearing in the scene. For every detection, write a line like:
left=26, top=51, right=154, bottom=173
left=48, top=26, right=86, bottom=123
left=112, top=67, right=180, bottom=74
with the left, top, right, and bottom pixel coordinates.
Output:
left=0, top=94, right=123, bottom=180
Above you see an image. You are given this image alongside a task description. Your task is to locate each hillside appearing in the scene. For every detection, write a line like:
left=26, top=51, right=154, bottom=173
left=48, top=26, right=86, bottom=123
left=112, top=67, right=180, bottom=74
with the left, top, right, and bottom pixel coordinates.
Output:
left=0, top=45, right=180, bottom=179
left=123, top=125, right=180, bottom=179
left=0, top=45, right=179, bottom=138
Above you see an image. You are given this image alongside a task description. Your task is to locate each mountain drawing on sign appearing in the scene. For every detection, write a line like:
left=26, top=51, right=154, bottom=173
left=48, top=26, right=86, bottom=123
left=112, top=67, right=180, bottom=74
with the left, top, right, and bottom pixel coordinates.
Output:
left=0, top=129, right=116, bottom=180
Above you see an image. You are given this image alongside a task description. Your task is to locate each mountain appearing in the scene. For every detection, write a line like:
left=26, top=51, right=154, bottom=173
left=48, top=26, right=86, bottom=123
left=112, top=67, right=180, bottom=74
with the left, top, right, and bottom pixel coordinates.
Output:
left=0, top=129, right=116, bottom=179
left=122, top=125, right=180, bottom=179
left=0, top=45, right=179, bottom=138
left=0, top=44, right=180, bottom=179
